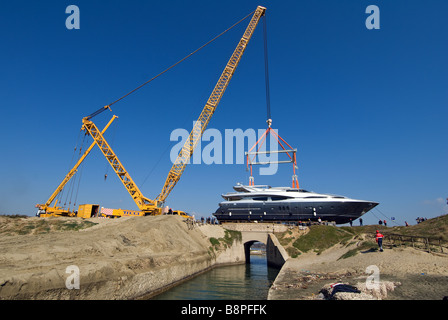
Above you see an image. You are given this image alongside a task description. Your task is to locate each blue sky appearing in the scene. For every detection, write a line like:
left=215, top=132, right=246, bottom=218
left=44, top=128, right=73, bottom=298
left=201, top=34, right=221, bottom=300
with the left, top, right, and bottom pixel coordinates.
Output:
left=0, top=0, right=446, bottom=226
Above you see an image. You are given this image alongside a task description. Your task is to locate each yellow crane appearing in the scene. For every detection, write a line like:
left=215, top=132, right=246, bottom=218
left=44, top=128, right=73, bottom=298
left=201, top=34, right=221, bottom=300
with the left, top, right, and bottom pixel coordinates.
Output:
left=36, top=115, right=117, bottom=217
left=81, top=115, right=160, bottom=216
left=37, top=6, right=266, bottom=218
left=156, top=6, right=266, bottom=205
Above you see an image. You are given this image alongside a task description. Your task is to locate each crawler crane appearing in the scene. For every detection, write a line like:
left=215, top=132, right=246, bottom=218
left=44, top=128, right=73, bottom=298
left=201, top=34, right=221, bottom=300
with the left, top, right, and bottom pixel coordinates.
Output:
left=36, top=115, right=117, bottom=217
left=36, top=6, right=266, bottom=218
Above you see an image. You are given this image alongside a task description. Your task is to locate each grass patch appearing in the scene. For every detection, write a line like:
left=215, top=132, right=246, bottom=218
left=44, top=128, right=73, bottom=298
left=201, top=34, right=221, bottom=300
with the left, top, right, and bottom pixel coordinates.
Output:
left=338, top=241, right=378, bottom=260
left=209, top=229, right=242, bottom=251
left=222, top=229, right=242, bottom=246
left=209, top=237, right=220, bottom=246
left=17, top=219, right=51, bottom=235
left=390, top=215, right=448, bottom=241
left=286, top=246, right=301, bottom=258
left=0, top=217, right=98, bottom=236
left=55, top=220, right=97, bottom=232
left=276, top=230, right=294, bottom=247
left=0, top=214, right=29, bottom=219
left=292, top=225, right=353, bottom=255
left=271, top=214, right=448, bottom=260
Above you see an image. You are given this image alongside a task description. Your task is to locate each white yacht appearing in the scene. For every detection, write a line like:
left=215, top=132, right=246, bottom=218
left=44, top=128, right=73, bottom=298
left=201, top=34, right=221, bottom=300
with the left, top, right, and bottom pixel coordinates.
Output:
left=213, top=184, right=378, bottom=224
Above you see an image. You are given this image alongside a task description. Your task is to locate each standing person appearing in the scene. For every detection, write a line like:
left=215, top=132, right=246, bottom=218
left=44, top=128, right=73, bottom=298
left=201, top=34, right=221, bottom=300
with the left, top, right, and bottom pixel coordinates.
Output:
left=359, top=218, right=363, bottom=226
left=383, top=219, right=387, bottom=227
left=375, top=230, right=384, bottom=252
left=349, top=218, right=352, bottom=227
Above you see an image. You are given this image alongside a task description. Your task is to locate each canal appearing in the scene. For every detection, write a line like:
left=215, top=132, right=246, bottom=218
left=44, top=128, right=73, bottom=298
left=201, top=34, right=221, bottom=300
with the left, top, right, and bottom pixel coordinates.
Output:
left=150, top=254, right=280, bottom=300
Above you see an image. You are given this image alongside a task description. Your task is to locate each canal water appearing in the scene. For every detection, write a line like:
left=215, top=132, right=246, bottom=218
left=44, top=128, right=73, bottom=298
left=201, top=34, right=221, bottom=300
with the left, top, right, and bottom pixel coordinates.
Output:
left=151, top=254, right=280, bottom=300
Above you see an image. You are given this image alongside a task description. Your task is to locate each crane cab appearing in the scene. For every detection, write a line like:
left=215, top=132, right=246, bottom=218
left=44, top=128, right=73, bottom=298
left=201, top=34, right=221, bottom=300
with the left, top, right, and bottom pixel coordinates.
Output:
left=77, top=204, right=100, bottom=219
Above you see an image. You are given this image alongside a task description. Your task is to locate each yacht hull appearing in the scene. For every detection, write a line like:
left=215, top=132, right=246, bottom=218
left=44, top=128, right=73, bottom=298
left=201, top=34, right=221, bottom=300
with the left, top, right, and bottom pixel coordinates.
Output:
left=213, top=200, right=378, bottom=224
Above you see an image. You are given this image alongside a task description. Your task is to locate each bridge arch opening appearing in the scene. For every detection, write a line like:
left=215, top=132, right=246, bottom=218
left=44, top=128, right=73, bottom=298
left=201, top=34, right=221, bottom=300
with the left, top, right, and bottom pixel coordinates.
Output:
left=244, top=240, right=266, bottom=264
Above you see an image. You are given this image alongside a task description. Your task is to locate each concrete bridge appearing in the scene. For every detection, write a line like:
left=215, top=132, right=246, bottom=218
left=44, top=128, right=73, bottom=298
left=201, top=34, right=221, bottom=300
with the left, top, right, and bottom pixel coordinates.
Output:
left=221, top=223, right=290, bottom=268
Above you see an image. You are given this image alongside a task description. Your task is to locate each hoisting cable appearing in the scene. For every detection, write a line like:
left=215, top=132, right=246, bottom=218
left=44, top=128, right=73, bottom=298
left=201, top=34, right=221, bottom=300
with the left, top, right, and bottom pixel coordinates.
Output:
left=262, top=14, right=271, bottom=123
left=73, top=158, right=85, bottom=209
left=85, top=9, right=257, bottom=121
left=375, top=207, right=402, bottom=226
left=64, top=132, right=87, bottom=208
left=57, top=129, right=83, bottom=206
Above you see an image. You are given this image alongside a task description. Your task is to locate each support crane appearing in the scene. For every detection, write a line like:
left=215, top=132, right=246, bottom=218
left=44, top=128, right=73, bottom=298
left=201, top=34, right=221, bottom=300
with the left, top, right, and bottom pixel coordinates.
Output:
left=81, top=116, right=160, bottom=216
left=156, top=5, right=266, bottom=205
left=84, top=5, right=266, bottom=215
left=37, top=6, right=266, bottom=218
left=36, top=115, right=117, bottom=217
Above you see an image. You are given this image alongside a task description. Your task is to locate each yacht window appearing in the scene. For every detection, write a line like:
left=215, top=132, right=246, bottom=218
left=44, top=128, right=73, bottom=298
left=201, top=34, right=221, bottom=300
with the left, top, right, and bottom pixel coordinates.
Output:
left=252, top=197, right=268, bottom=201
left=304, top=196, right=327, bottom=199
left=271, top=196, right=289, bottom=201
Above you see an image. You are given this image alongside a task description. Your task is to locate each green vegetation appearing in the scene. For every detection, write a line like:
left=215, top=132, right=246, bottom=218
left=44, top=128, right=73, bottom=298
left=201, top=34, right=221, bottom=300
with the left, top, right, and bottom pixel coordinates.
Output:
left=56, top=220, right=97, bottom=232
left=222, top=229, right=242, bottom=246
left=285, top=246, right=301, bottom=258
left=275, top=230, right=301, bottom=257
left=0, top=214, right=29, bottom=219
left=337, top=215, right=448, bottom=241
left=274, top=214, right=448, bottom=259
left=292, top=225, right=353, bottom=255
left=208, top=229, right=242, bottom=254
left=0, top=216, right=98, bottom=236
left=389, top=215, right=448, bottom=241
left=209, top=237, right=220, bottom=246
left=277, top=230, right=294, bottom=246
left=338, top=240, right=378, bottom=260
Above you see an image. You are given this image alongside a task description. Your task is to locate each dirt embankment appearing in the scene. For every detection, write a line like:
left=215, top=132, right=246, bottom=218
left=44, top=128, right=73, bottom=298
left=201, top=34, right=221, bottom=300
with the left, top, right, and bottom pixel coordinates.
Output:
left=0, top=215, right=236, bottom=300
left=269, top=225, right=448, bottom=300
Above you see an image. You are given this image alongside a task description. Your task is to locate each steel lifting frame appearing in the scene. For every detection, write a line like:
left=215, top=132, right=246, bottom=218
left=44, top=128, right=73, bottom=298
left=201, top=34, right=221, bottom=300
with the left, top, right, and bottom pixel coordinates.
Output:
left=245, top=124, right=299, bottom=188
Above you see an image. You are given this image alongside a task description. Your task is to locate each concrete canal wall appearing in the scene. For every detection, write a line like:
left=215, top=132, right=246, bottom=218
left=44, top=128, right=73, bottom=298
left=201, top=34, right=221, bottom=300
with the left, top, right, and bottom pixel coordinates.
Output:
left=0, top=217, right=291, bottom=300
left=266, top=233, right=289, bottom=268
left=0, top=216, right=245, bottom=300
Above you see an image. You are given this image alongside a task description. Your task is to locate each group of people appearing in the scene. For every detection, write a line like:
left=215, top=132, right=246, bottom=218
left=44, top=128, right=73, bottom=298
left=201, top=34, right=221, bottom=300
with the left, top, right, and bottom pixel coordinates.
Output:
left=403, top=217, right=427, bottom=226
left=416, top=217, right=427, bottom=224
left=348, top=218, right=363, bottom=226
left=200, top=216, right=217, bottom=225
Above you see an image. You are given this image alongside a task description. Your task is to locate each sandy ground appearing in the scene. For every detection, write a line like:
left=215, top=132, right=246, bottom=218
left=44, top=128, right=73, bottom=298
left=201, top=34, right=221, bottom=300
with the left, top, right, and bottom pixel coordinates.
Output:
left=2, top=216, right=447, bottom=300
left=269, top=241, right=448, bottom=300
left=0, top=215, right=227, bottom=299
